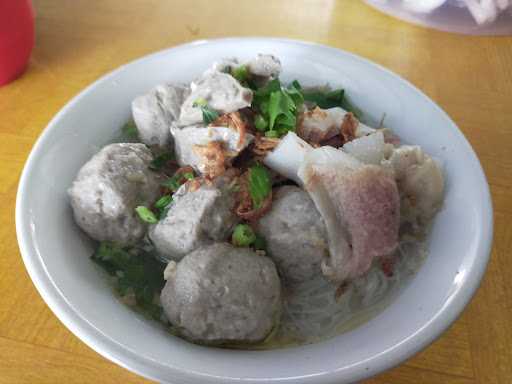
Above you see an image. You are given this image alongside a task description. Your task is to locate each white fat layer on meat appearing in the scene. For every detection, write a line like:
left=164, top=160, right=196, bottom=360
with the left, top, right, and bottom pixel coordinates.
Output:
left=263, top=132, right=312, bottom=185
left=342, top=130, right=389, bottom=165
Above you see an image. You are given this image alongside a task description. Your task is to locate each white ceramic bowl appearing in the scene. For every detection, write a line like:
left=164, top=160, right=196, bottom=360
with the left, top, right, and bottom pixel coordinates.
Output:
left=16, top=38, right=493, bottom=384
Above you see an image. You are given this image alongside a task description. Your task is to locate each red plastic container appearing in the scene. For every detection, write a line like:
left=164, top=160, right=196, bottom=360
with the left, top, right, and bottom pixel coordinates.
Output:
left=0, top=0, right=34, bottom=86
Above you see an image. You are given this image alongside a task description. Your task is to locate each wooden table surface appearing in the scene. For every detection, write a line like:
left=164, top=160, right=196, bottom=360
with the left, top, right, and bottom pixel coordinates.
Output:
left=1, top=1, right=511, bottom=383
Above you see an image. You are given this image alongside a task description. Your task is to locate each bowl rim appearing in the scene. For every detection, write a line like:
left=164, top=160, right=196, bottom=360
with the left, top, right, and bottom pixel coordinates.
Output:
left=15, top=37, right=494, bottom=383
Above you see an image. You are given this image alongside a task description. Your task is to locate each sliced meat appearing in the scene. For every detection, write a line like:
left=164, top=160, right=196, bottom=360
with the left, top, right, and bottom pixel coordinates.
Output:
left=298, top=147, right=400, bottom=284
left=342, top=130, right=390, bottom=165
left=161, top=242, right=281, bottom=344
left=69, top=143, right=160, bottom=245
left=131, top=84, right=189, bottom=148
left=297, top=107, right=375, bottom=145
left=263, top=131, right=313, bottom=185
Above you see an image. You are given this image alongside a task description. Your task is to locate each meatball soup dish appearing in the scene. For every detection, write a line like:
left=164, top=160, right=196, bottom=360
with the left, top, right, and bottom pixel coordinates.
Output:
left=68, top=54, right=444, bottom=348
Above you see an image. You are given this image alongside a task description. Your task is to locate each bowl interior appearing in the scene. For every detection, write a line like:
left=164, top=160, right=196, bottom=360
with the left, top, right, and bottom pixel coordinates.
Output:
left=16, top=38, right=492, bottom=384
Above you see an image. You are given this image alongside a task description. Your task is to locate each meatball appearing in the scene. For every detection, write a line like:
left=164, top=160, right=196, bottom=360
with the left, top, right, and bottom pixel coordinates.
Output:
left=131, top=84, right=189, bottom=148
left=385, top=145, right=444, bottom=227
left=247, top=54, right=281, bottom=79
left=149, top=183, right=239, bottom=261
left=69, top=143, right=160, bottom=245
left=178, top=71, right=253, bottom=126
left=161, top=243, right=281, bottom=344
left=257, top=186, right=328, bottom=284
left=171, top=124, right=253, bottom=175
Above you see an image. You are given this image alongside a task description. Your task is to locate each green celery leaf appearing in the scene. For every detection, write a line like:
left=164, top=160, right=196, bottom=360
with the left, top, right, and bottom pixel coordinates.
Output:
left=122, top=120, right=138, bottom=139
left=91, top=242, right=166, bottom=319
left=254, top=78, right=281, bottom=98
left=248, top=164, right=271, bottom=209
left=268, top=90, right=296, bottom=131
left=303, top=89, right=344, bottom=109
left=302, top=88, right=361, bottom=117
left=149, top=152, right=174, bottom=170
left=285, top=81, right=304, bottom=107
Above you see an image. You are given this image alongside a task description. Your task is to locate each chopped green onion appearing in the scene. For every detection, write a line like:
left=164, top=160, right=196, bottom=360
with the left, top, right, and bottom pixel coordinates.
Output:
left=161, top=176, right=181, bottom=192
left=231, top=65, right=249, bottom=83
left=248, top=164, right=272, bottom=209
left=264, top=130, right=279, bottom=138
left=254, top=114, right=268, bottom=131
left=232, top=224, right=257, bottom=247
left=161, top=170, right=195, bottom=192
left=253, top=234, right=267, bottom=251
left=154, top=193, right=174, bottom=220
left=154, top=195, right=172, bottom=210
left=122, top=120, right=138, bottom=139
left=193, top=98, right=208, bottom=107
left=135, top=206, right=158, bottom=224
left=193, top=98, right=219, bottom=125
left=149, top=152, right=174, bottom=170
left=201, top=107, right=220, bottom=125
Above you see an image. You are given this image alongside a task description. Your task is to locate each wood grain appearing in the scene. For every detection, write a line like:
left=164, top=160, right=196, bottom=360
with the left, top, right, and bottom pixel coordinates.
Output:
left=1, top=0, right=511, bottom=382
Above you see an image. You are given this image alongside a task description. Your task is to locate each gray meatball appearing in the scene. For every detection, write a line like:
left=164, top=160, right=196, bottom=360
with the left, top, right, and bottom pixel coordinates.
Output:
left=258, top=186, right=328, bottom=284
left=149, top=183, right=239, bottom=261
left=69, top=143, right=160, bottom=245
left=161, top=243, right=281, bottom=344
left=131, top=84, right=189, bottom=148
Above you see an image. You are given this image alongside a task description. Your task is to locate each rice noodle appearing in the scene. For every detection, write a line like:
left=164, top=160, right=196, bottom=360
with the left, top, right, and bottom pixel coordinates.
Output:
left=267, top=236, right=427, bottom=345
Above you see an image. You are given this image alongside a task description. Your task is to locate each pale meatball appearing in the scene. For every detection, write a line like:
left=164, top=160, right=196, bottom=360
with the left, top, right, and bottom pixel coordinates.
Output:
left=171, top=124, right=254, bottom=174
left=385, top=145, right=444, bottom=227
left=131, top=84, right=189, bottom=148
left=247, top=54, right=281, bottom=79
left=258, top=186, right=328, bottom=284
left=149, top=184, right=239, bottom=261
left=161, top=243, right=281, bottom=344
left=69, top=143, right=160, bottom=245
left=178, top=71, right=253, bottom=126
